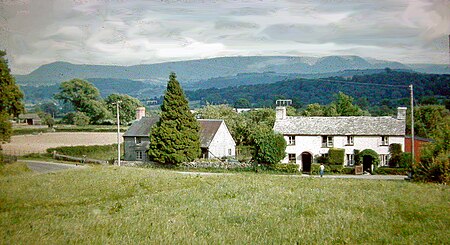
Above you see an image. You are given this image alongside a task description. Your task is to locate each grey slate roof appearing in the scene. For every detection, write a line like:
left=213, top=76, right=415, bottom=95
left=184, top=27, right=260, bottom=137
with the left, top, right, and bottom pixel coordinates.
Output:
left=198, top=119, right=223, bottom=148
left=123, top=117, right=159, bottom=137
left=123, top=117, right=226, bottom=148
left=273, top=116, right=405, bottom=136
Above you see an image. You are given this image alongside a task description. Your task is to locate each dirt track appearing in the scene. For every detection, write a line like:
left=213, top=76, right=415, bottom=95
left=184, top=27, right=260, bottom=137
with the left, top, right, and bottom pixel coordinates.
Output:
left=2, top=132, right=123, bottom=155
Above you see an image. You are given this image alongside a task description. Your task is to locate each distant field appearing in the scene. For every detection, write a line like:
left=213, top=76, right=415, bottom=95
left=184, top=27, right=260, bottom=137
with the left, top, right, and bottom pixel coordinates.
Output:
left=2, top=132, right=123, bottom=155
left=0, top=167, right=448, bottom=244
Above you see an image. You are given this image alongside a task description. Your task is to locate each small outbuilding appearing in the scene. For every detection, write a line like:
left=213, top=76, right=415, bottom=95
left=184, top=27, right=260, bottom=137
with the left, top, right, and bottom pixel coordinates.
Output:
left=18, top=113, right=42, bottom=125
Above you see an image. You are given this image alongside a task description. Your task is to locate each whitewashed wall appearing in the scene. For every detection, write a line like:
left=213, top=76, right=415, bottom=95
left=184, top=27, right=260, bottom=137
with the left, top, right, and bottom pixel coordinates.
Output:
left=208, top=122, right=236, bottom=158
left=281, top=135, right=404, bottom=168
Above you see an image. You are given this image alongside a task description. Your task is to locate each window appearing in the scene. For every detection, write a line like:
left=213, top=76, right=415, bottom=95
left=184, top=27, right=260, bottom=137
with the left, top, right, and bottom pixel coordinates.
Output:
left=322, top=136, right=333, bottom=147
left=135, top=137, right=142, bottom=144
left=288, top=154, right=296, bottom=163
left=136, top=151, right=143, bottom=160
left=380, top=136, right=389, bottom=146
left=228, top=149, right=232, bottom=155
left=380, top=154, right=389, bottom=166
left=347, top=136, right=354, bottom=145
left=346, top=154, right=355, bottom=166
left=288, top=136, right=296, bottom=145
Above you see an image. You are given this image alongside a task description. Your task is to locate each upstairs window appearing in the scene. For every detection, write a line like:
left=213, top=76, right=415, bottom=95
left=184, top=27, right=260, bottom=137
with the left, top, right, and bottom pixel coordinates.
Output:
left=322, top=136, right=333, bottom=147
left=381, top=136, right=389, bottom=146
left=135, top=137, right=142, bottom=144
left=288, top=136, right=296, bottom=145
left=347, top=136, right=354, bottom=146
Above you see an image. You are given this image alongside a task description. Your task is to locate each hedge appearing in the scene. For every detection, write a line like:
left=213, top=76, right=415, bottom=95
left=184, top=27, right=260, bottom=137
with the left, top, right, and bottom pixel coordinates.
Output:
left=328, top=148, right=345, bottom=165
left=373, top=167, right=408, bottom=175
left=270, top=163, right=299, bottom=173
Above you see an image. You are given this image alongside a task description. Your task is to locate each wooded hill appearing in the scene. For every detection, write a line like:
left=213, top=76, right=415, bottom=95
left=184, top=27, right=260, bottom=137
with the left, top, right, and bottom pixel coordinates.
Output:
left=186, top=70, right=450, bottom=109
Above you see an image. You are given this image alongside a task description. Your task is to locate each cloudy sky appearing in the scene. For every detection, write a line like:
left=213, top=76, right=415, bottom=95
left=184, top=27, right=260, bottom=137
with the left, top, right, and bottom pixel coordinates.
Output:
left=1, top=0, right=449, bottom=74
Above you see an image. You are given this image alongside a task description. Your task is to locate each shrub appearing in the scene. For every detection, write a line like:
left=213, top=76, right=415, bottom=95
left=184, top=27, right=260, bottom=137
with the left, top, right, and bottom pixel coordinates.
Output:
left=311, top=163, right=321, bottom=175
left=328, top=148, right=345, bottom=165
left=73, top=112, right=90, bottom=126
left=310, top=164, right=354, bottom=175
left=398, top=152, right=412, bottom=169
left=388, top=143, right=402, bottom=167
left=252, top=130, right=286, bottom=165
left=270, top=163, right=298, bottom=173
left=354, top=149, right=361, bottom=165
left=315, top=155, right=329, bottom=164
left=341, top=167, right=355, bottom=174
left=328, top=164, right=344, bottom=174
left=373, top=167, right=408, bottom=175
left=414, top=120, right=450, bottom=184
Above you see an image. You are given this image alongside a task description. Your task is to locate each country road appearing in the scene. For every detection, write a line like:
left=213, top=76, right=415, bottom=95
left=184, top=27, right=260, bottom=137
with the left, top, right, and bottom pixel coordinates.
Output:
left=24, top=160, right=85, bottom=174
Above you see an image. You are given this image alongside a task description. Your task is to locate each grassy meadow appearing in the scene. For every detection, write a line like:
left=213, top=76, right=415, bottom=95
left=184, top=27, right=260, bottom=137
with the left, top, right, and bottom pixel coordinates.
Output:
left=0, top=166, right=448, bottom=244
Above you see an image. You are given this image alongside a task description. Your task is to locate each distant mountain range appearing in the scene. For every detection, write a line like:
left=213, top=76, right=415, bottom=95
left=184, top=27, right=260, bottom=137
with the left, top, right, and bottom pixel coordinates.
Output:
left=15, top=55, right=449, bottom=86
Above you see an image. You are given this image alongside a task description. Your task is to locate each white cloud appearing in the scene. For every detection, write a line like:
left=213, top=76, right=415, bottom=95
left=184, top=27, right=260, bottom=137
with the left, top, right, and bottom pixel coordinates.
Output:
left=0, top=0, right=448, bottom=74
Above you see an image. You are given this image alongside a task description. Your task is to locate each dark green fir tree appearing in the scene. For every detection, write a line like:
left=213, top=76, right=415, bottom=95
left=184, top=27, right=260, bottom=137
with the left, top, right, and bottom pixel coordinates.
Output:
left=148, top=72, right=200, bottom=164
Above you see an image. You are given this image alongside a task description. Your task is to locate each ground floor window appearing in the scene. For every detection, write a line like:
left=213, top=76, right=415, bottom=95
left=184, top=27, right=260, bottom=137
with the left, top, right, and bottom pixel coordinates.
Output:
left=228, top=149, right=232, bottom=155
left=136, top=151, right=143, bottom=160
left=346, top=154, right=355, bottom=166
left=380, top=154, right=389, bottom=166
left=288, top=154, right=296, bottom=163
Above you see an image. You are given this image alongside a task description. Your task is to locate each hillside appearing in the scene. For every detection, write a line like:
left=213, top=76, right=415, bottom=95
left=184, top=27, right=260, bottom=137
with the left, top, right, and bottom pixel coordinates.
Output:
left=186, top=71, right=450, bottom=108
left=15, top=55, right=449, bottom=86
left=20, top=78, right=164, bottom=103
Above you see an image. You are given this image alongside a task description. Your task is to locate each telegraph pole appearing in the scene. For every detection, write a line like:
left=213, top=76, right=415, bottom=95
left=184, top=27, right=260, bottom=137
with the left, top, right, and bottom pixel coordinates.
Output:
left=410, top=84, right=414, bottom=166
left=113, top=100, right=122, bottom=166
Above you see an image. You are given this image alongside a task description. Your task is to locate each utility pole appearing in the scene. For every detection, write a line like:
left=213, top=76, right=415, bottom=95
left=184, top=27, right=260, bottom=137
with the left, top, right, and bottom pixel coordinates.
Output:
left=113, top=100, right=122, bottom=166
left=410, top=84, right=414, bottom=166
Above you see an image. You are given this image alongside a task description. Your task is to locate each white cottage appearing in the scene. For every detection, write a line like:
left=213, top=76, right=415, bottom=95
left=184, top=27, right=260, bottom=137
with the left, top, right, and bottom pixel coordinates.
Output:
left=123, top=117, right=236, bottom=161
left=273, top=106, right=406, bottom=172
left=198, top=119, right=236, bottom=159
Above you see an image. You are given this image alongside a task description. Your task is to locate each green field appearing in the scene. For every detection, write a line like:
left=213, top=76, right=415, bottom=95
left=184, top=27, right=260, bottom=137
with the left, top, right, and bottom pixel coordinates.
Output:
left=0, top=166, right=448, bottom=244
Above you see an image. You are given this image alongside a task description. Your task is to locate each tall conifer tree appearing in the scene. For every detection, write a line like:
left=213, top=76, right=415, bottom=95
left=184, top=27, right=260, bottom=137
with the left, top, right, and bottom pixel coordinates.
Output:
left=148, top=72, right=200, bottom=164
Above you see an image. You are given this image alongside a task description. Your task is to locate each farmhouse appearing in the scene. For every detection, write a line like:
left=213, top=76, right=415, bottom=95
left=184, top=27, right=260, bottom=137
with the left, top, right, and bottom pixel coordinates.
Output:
left=273, top=106, right=406, bottom=173
left=123, top=117, right=236, bottom=161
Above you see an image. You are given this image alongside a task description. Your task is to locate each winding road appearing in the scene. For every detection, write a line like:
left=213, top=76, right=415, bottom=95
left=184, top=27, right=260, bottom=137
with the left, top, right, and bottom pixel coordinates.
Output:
left=24, top=160, right=85, bottom=174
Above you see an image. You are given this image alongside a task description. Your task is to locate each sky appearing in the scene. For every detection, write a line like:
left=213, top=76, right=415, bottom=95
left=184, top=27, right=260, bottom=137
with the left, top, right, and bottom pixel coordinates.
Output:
left=0, top=0, right=449, bottom=74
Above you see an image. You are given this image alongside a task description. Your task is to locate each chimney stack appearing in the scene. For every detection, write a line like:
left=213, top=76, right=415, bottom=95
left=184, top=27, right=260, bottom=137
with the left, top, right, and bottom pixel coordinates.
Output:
left=397, top=107, right=407, bottom=120
left=276, top=106, right=287, bottom=120
left=136, top=107, right=146, bottom=120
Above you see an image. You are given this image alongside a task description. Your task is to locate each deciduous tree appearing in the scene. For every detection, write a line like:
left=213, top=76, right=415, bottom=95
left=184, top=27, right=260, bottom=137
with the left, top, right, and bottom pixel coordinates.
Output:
left=105, top=94, right=143, bottom=125
left=0, top=50, right=24, bottom=144
left=54, top=79, right=111, bottom=123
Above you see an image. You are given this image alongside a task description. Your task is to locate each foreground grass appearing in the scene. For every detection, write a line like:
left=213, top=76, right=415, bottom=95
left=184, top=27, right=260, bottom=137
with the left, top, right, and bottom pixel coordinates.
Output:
left=0, top=162, right=31, bottom=176
left=0, top=167, right=448, bottom=244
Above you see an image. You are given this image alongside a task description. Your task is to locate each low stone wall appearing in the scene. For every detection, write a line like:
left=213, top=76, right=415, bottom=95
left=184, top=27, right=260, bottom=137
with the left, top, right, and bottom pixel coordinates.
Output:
left=121, top=160, right=252, bottom=169
left=181, top=160, right=252, bottom=169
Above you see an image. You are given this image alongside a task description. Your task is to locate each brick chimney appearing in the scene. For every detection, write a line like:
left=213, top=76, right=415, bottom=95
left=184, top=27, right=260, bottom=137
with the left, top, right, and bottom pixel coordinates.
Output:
left=397, top=107, right=407, bottom=120
left=136, top=107, right=146, bottom=120
left=276, top=106, right=287, bottom=120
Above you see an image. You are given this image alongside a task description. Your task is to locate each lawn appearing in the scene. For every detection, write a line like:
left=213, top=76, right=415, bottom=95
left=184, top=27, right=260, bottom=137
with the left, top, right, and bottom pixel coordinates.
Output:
left=0, top=166, right=448, bottom=244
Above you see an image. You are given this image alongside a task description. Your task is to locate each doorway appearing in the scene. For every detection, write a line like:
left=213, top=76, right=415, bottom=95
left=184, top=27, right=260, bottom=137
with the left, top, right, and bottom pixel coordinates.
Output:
left=363, top=156, right=372, bottom=173
left=301, top=152, right=312, bottom=173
